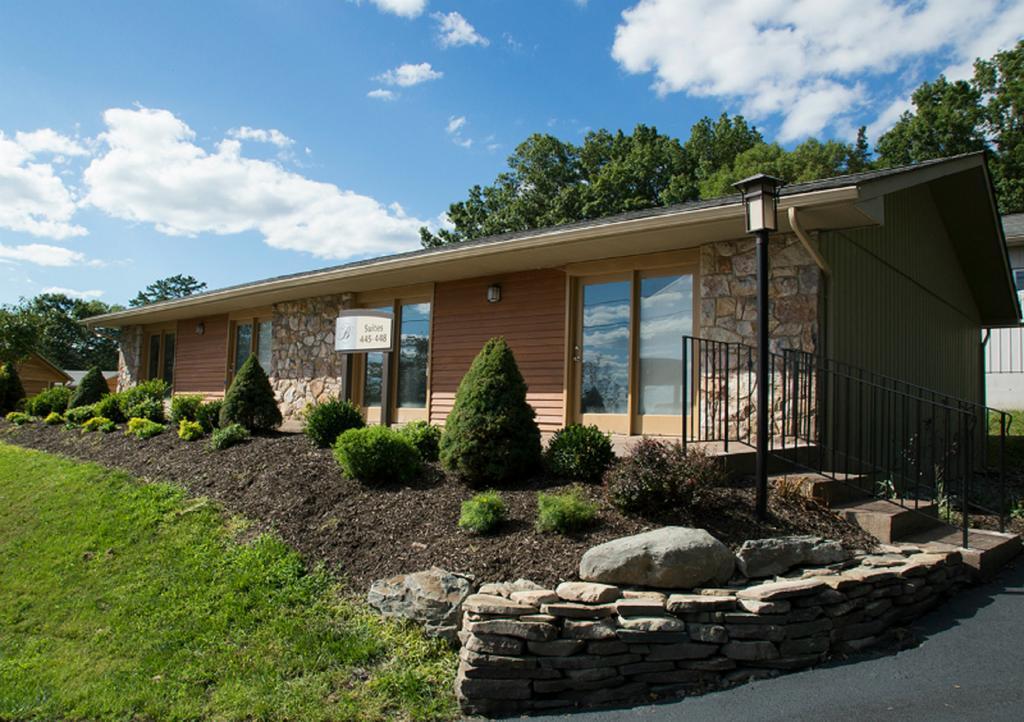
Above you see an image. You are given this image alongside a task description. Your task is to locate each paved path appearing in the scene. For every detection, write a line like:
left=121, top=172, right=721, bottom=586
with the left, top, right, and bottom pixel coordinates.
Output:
left=540, top=559, right=1024, bottom=722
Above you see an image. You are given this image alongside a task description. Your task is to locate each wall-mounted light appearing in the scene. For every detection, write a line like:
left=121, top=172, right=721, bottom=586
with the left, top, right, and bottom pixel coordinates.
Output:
left=487, top=284, right=502, bottom=304
left=195, top=321, right=205, bottom=336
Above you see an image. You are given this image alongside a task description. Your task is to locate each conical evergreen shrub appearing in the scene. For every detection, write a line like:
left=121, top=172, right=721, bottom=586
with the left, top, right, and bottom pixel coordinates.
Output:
left=0, top=361, right=26, bottom=413
left=439, top=337, right=541, bottom=486
left=219, top=355, right=282, bottom=431
left=70, top=366, right=108, bottom=409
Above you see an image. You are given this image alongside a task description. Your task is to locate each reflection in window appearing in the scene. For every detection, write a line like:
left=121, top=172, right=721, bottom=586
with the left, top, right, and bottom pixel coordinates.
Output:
left=363, top=306, right=391, bottom=407
left=580, top=281, right=630, bottom=414
left=397, top=302, right=430, bottom=409
left=235, top=323, right=253, bottom=372
left=257, top=320, right=273, bottom=371
left=162, top=333, right=176, bottom=386
left=638, top=274, right=692, bottom=415
left=148, top=334, right=160, bottom=379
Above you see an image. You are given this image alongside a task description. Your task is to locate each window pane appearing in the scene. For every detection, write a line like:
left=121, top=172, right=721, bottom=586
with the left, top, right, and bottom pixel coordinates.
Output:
left=397, top=302, right=430, bottom=408
left=639, top=274, right=692, bottom=415
left=257, top=320, right=273, bottom=372
left=148, top=335, right=160, bottom=379
left=363, top=306, right=391, bottom=407
left=581, top=281, right=630, bottom=414
left=162, top=333, right=176, bottom=386
left=235, top=323, right=253, bottom=372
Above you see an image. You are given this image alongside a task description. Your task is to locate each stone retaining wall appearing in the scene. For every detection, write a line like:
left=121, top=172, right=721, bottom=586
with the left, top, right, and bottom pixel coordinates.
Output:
left=455, top=547, right=966, bottom=716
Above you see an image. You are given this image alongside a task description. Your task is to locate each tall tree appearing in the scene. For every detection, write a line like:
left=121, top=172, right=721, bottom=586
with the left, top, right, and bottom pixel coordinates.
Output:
left=130, top=274, right=207, bottom=307
left=0, top=294, right=122, bottom=369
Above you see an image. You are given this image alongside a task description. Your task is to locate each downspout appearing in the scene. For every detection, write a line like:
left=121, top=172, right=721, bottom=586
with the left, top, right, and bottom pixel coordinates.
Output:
left=788, top=206, right=830, bottom=276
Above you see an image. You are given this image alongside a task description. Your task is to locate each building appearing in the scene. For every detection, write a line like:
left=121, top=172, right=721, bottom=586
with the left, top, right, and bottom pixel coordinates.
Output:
left=984, top=212, right=1024, bottom=408
left=86, top=153, right=1018, bottom=435
left=63, top=369, right=120, bottom=394
left=15, top=352, right=73, bottom=396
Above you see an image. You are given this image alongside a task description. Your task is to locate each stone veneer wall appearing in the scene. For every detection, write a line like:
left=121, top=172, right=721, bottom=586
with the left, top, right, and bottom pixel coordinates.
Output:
left=455, top=547, right=966, bottom=716
left=116, top=325, right=144, bottom=392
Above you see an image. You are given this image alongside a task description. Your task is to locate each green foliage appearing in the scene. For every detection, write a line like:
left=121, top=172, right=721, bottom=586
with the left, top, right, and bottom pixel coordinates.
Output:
left=458, top=491, right=507, bottom=535
left=219, top=355, right=282, bottom=431
left=303, top=398, right=365, bottom=448
left=69, top=366, right=108, bottom=409
left=0, top=293, right=121, bottom=369
left=93, top=393, right=125, bottom=423
left=0, top=444, right=458, bottom=721
left=5, top=411, right=32, bottom=425
left=65, top=404, right=98, bottom=424
left=170, top=394, right=205, bottom=425
left=118, top=379, right=168, bottom=422
left=43, top=411, right=64, bottom=425
left=82, top=416, right=116, bottom=433
left=606, top=439, right=726, bottom=516
left=25, top=386, right=73, bottom=416
left=130, top=274, right=207, bottom=307
left=333, top=426, right=422, bottom=485
left=0, top=361, right=26, bottom=413
left=195, top=399, right=223, bottom=433
left=209, top=423, right=250, bottom=450
left=126, top=417, right=165, bottom=439
left=545, top=424, right=615, bottom=483
left=178, top=419, right=204, bottom=441
left=398, top=420, right=442, bottom=462
left=536, top=487, right=599, bottom=534
left=439, top=337, right=541, bottom=486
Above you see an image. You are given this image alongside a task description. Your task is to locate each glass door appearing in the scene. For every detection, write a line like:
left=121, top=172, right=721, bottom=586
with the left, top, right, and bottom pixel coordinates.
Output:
left=578, top=277, right=632, bottom=434
left=635, top=272, right=692, bottom=435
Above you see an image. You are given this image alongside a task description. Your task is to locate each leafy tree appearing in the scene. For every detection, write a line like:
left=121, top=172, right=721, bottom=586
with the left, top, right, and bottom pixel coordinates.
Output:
left=70, top=366, right=108, bottom=409
left=0, top=362, right=26, bottom=413
left=0, top=294, right=121, bottom=369
left=219, top=356, right=282, bottom=431
left=130, top=274, right=207, bottom=307
left=0, top=309, right=35, bottom=364
left=682, top=113, right=764, bottom=192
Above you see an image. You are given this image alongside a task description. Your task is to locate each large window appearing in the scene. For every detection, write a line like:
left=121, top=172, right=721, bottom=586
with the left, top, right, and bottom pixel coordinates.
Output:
left=232, top=317, right=273, bottom=376
left=145, top=330, right=176, bottom=386
left=360, top=300, right=431, bottom=420
left=580, top=280, right=631, bottom=414
left=638, top=274, right=692, bottom=415
left=363, top=306, right=391, bottom=408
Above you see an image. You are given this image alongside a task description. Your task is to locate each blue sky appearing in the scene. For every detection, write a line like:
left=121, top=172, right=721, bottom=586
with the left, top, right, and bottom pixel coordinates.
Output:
left=1, top=0, right=1022, bottom=307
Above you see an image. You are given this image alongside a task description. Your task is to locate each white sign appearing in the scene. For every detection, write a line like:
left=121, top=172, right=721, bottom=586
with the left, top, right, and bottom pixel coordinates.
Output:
left=334, top=312, right=393, bottom=352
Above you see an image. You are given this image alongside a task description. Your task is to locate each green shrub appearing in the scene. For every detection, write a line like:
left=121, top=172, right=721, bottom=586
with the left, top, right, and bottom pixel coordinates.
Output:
left=303, top=398, right=364, bottom=448
left=399, top=420, right=442, bottom=462
left=5, top=411, right=32, bottom=425
left=94, top=393, right=124, bottom=422
left=210, top=423, right=250, bottom=450
left=117, top=380, right=168, bottom=422
left=43, top=411, right=64, bottom=425
left=195, top=399, right=223, bottom=433
left=178, top=419, right=204, bottom=441
left=220, top=356, right=281, bottom=431
left=125, top=417, right=165, bottom=439
left=536, top=487, right=599, bottom=533
left=82, top=416, right=116, bottom=433
left=124, top=397, right=164, bottom=423
left=545, top=424, right=615, bottom=483
left=439, top=337, right=541, bottom=487
left=333, top=426, right=421, bottom=484
left=170, top=394, right=205, bottom=425
left=65, top=405, right=98, bottom=424
left=606, top=440, right=726, bottom=516
left=70, top=366, right=108, bottom=409
left=25, top=386, right=73, bottom=416
left=0, top=362, right=26, bottom=413
left=458, top=491, right=507, bottom=534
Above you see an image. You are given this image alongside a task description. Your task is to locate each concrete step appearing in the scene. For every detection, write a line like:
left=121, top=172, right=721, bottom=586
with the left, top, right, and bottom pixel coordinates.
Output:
left=832, top=498, right=942, bottom=544
left=901, top=526, right=1023, bottom=580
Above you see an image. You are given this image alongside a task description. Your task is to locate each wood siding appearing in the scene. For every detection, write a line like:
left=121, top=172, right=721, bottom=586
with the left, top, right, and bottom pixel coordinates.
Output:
left=173, top=315, right=229, bottom=395
left=16, top=354, right=70, bottom=397
left=430, top=270, right=567, bottom=432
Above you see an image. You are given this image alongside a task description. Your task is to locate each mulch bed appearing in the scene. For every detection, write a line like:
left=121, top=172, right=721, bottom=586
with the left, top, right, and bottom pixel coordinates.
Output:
left=0, top=421, right=876, bottom=589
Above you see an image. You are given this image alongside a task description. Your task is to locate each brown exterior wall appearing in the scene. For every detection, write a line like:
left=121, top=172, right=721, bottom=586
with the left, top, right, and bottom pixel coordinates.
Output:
left=430, top=269, right=567, bottom=432
left=173, top=314, right=229, bottom=395
left=16, top=354, right=70, bottom=396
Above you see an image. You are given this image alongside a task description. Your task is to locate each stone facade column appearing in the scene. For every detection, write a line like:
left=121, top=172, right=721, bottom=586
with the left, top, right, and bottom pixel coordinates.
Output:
left=116, top=325, right=144, bottom=391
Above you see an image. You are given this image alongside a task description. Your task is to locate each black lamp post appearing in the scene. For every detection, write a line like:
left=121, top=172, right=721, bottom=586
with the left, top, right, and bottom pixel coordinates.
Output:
left=732, top=173, right=784, bottom=520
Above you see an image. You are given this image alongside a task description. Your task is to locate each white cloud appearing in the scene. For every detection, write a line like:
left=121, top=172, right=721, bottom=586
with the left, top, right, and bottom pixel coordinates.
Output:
left=228, top=126, right=294, bottom=148
left=611, top=0, right=1024, bottom=141
left=369, top=0, right=426, bottom=18
left=433, top=11, right=489, bottom=48
left=15, top=129, right=89, bottom=158
left=446, top=115, right=466, bottom=135
left=0, top=131, right=87, bottom=239
left=81, top=106, right=426, bottom=260
left=0, top=243, right=85, bottom=266
left=375, top=62, right=443, bottom=87
left=367, top=88, right=398, bottom=101
left=42, top=286, right=104, bottom=299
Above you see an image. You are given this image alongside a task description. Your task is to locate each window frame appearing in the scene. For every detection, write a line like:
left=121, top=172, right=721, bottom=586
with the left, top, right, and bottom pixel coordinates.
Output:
left=140, top=323, right=178, bottom=389
left=227, top=312, right=274, bottom=381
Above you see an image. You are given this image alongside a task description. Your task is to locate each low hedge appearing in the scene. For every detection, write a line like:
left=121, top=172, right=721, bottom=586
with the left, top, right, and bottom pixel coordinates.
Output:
left=333, top=426, right=421, bottom=485
left=544, top=424, right=614, bottom=483
left=125, top=417, right=165, bottom=439
left=303, top=398, right=364, bottom=448
left=210, top=423, right=249, bottom=450
left=82, top=416, right=117, bottom=433
left=25, top=386, right=73, bottom=417
left=399, top=421, right=442, bottom=463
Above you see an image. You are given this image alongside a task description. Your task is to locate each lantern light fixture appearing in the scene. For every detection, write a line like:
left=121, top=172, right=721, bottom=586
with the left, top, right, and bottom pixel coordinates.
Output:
left=733, top=173, right=784, bottom=233
left=195, top=321, right=205, bottom=336
left=487, top=284, right=502, bottom=303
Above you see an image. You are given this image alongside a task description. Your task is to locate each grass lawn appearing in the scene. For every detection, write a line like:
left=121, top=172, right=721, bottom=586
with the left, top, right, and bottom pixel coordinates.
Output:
left=0, top=443, right=457, bottom=721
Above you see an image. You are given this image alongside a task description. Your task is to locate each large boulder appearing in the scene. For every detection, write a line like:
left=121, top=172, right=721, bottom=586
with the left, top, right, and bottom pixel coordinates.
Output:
left=579, top=527, right=734, bottom=589
left=735, top=536, right=850, bottom=578
left=367, top=567, right=474, bottom=643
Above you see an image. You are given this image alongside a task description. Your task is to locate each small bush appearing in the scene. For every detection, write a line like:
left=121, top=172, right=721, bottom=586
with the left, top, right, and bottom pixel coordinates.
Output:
left=458, top=491, right=507, bottom=535
left=5, top=411, right=32, bottom=425
left=65, top=405, right=98, bottom=424
left=25, top=386, right=73, bottom=416
left=545, top=424, right=615, bottom=483
left=210, top=423, right=250, bottom=450
left=124, top=397, right=164, bottom=423
left=196, top=399, right=223, bottom=433
left=82, top=416, right=116, bottom=433
left=536, top=487, right=599, bottom=533
left=399, top=420, right=442, bottom=462
left=70, top=366, right=108, bottom=409
left=303, top=398, right=364, bottom=448
left=0, top=362, right=26, bottom=413
left=178, top=419, right=204, bottom=441
left=43, top=411, right=64, bottom=425
left=125, top=417, right=165, bottom=439
left=170, top=394, right=205, bottom=425
left=94, top=393, right=125, bottom=423
left=333, top=426, right=421, bottom=485
left=220, top=356, right=281, bottom=431
left=606, top=440, right=726, bottom=516
left=117, top=380, right=168, bottom=421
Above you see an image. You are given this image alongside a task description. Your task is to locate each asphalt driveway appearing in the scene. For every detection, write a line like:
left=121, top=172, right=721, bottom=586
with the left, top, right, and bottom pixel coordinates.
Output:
left=540, top=559, right=1024, bottom=722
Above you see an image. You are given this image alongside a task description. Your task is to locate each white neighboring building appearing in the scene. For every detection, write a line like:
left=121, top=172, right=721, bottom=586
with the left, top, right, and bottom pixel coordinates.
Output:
left=986, top=213, right=1024, bottom=408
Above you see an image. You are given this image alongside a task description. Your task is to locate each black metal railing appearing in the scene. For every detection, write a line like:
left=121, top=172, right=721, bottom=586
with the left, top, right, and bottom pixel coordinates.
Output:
left=681, top=335, right=1014, bottom=542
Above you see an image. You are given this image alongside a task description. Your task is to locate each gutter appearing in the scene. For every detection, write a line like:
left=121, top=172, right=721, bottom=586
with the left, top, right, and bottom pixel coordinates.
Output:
left=788, top=207, right=831, bottom=275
